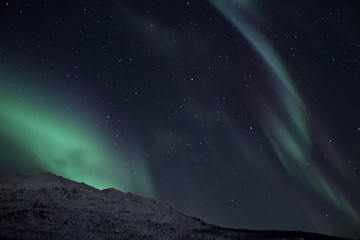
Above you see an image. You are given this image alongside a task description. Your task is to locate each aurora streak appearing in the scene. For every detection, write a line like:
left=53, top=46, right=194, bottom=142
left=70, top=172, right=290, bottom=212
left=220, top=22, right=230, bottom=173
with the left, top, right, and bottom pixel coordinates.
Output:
left=209, top=0, right=360, bottom=227
left=0, top=76, right=155, bottom=197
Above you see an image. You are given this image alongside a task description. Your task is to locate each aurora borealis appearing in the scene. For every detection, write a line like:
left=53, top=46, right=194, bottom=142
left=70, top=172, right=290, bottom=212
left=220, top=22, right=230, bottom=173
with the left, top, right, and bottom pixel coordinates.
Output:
left=0, top=76, right=155, bottom=197
left=210, top=0, right=360, bottom=229
left=0, top=0, right=360, bottom=238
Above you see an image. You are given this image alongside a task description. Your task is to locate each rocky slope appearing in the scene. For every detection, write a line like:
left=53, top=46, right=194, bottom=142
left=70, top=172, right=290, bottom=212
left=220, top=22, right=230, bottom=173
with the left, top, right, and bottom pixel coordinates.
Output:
left=0, top=170, right=348, bottom=240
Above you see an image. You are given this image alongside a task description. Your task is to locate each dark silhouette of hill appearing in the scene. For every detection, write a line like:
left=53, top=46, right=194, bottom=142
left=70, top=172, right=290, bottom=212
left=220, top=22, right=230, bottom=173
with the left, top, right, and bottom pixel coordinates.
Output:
left=0, top=170, right=350, bottom=240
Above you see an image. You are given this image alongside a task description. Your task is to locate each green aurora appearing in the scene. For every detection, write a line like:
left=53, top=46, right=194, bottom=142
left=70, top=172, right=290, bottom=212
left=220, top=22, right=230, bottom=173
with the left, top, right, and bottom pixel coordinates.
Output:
left=209, top=0, right=360, bottom=227
left=0, top=76, right=155, bottom=197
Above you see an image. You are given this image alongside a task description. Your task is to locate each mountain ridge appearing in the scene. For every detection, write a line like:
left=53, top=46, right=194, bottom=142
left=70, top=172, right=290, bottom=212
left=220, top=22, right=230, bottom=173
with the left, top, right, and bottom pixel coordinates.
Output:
left=0, top=170, right=350, bottom=240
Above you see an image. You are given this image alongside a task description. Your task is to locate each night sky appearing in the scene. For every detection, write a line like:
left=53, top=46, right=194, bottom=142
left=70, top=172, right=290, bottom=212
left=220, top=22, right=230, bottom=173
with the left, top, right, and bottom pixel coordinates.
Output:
left=1, top=0, right=360, bottom=238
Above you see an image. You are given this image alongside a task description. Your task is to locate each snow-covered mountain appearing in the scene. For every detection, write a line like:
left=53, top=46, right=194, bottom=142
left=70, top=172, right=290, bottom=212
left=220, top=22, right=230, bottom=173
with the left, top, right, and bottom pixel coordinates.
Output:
left=0, top=170, right=347, bottom=240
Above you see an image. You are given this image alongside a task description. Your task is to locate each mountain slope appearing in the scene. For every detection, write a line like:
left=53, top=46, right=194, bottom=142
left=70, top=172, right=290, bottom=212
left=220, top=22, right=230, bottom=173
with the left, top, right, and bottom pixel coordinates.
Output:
left=0, top=170, right=348, bottom=240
